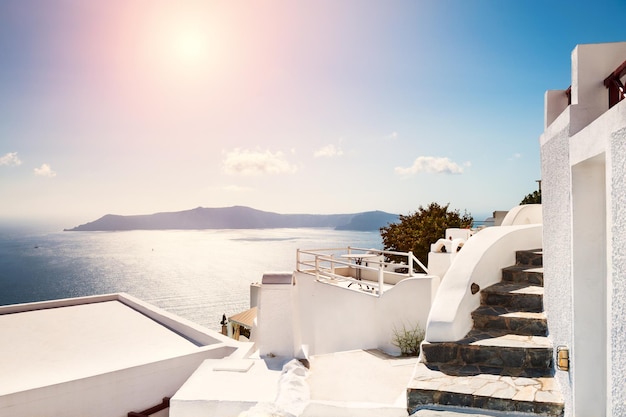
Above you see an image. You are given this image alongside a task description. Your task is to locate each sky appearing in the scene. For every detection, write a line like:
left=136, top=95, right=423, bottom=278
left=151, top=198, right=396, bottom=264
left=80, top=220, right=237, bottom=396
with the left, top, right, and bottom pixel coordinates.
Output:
left=1, top=0, right=625, bottom=228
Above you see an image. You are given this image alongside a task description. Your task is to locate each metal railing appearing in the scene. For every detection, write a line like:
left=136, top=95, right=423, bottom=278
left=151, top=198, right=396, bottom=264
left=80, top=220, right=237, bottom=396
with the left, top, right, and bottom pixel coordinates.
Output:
left=296, top=246, right=428, bottom=297
left=604, top=59, right=626, bottom=108
left=128, top=397, right=170, bottom=417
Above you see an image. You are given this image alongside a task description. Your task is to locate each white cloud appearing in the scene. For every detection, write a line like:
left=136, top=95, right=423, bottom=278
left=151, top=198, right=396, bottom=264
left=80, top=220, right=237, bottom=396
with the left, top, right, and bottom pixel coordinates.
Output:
left=34, top=163, right=57, bottom=177
left=222, top=148, right=297, bottom=176
left=385, top=131, right=398, bottom=140
left=508, top=153, right=522, bottom=160
left=0, top=152, right=22, bottom=166
left=314, top=144, right=344, bottom=158
left=395, top=156, right=467, bottom=176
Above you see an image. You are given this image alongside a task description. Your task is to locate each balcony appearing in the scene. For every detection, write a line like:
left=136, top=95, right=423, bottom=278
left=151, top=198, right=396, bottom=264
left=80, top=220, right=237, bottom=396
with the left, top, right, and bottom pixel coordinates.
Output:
left=296, top=246, right=428, bottom=296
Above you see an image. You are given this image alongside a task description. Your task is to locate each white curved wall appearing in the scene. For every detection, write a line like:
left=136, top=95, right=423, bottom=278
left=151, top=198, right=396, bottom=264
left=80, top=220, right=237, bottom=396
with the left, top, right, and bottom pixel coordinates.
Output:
left=500, top=204, right=542, bottom=226
left=425, top=224, right=542, bottom=342
left=294, top=272, right=439, bottom=356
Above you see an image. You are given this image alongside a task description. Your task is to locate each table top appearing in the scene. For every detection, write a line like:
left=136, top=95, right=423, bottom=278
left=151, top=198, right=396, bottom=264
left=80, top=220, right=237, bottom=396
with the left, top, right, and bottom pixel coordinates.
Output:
left=340, top=253, right=379, bottom=259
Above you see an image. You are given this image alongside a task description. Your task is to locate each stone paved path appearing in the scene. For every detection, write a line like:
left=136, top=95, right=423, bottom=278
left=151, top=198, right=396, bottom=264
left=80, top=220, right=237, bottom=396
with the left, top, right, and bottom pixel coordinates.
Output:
left=408, top=362, right=562, bottom=412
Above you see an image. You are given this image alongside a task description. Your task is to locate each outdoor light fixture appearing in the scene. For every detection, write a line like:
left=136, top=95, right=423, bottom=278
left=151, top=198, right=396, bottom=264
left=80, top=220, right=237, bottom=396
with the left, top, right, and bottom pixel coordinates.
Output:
left=556, top=345, right=569, bottom=371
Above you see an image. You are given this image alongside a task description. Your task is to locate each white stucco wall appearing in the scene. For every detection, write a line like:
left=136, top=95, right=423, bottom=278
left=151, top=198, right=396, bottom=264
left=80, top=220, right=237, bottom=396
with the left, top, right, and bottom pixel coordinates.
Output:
left=609, top=125, right=626, bottom=417
left=540, top=123, right=574, bottom=417
left=425, top=224, right=542, bottom=343
left=570, top=43, right=626, bottom=133
left=293, top=273, right=438, bottom=356
left=256, top=273, right=297, bottom=358
left=540, top=41, right=626, bottom=417
left=1, top=347, right=239, bottom=417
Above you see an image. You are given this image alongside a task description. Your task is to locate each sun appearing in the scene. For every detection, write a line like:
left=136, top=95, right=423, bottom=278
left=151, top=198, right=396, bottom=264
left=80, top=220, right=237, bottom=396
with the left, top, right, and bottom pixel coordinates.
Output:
left=173, top=28, right=210, bottom=64
left=131, top=5, right=225, bottom=84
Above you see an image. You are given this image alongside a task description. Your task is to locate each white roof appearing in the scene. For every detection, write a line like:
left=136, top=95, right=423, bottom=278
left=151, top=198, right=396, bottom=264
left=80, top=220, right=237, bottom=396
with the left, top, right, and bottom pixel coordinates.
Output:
left=0, top=300, right=203, bottom=395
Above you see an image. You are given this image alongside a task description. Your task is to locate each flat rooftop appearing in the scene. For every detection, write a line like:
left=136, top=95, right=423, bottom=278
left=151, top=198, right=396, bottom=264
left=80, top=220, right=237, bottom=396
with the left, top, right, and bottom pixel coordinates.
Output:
left=307, top=349, right=418, bottom=407
left=171, top=349, right=419, bottom=417
left=0, top=298, right=207, bottom=395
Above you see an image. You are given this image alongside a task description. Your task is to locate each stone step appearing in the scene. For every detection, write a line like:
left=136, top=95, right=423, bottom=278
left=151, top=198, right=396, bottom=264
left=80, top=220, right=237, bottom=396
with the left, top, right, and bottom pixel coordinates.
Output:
left=421, top=331, right=553, bottom=377
left=515, top=249, right=543, bottom=267
left=502, top=265, right=544, bottom=286
left=472, top=306, right=548, bottom=336
left=407, top=363, right=564, bottom=417
left=481, top=282, right=544, bottom=312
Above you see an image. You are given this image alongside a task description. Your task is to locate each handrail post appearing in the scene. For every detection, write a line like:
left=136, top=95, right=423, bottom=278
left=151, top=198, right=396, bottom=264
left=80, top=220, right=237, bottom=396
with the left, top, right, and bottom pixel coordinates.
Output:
left=315, top=255, right=320, bottom=281
left=378, top=259, right=384, bottom=297
left=409, top=251, right=429, bottom=275
left=296, top=249, right=301, bottom=272
left=408, top=251, right=415, bottom=276
left=330, top=254, right=335, bottom=276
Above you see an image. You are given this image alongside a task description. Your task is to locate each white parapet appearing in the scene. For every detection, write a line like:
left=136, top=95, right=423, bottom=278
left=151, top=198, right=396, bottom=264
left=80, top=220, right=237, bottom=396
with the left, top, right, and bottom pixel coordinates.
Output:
left=425, top=224, right=543, bottom=342
left=500, top=204, right=542, bottom=226
left=428, top=237, right=466, bottom=281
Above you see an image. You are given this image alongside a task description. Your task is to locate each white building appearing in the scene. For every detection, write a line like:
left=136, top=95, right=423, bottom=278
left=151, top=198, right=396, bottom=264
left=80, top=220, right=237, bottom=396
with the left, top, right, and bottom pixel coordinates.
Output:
left=540, top=41, right=626, bottom=417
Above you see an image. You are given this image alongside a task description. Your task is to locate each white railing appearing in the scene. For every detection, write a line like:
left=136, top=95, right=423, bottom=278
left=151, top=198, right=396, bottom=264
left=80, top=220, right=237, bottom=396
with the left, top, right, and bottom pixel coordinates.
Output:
left=296, top=246, right=428, bottom=297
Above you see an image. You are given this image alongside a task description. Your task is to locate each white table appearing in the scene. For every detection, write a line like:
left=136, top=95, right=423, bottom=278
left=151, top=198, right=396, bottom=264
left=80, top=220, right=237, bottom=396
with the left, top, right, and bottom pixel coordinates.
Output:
left=340, top=253, right=379, bottom=286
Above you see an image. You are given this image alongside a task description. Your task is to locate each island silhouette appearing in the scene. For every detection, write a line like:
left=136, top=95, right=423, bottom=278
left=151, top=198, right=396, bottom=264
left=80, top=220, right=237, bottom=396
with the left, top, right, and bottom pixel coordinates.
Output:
left=65, top=206, right=399, bottom=232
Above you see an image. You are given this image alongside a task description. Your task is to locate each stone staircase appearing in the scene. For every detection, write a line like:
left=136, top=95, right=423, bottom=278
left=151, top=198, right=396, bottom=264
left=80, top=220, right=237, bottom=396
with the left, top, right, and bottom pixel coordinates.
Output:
left=407, top=249, right=564, bottom=416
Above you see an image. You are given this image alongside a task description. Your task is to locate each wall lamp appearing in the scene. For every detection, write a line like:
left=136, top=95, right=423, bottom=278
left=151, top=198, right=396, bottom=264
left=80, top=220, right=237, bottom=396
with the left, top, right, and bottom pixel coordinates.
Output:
left=556, top=345, right=569, bottom=371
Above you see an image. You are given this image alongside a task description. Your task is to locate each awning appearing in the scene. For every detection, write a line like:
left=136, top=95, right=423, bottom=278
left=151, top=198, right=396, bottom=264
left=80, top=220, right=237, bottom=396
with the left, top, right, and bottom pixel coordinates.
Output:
left=228, top=307, right=257, bottom=329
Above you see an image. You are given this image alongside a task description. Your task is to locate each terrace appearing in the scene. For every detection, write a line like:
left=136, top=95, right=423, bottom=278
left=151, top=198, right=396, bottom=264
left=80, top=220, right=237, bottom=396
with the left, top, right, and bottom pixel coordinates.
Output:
left=295, top=246, right=429, bottom=295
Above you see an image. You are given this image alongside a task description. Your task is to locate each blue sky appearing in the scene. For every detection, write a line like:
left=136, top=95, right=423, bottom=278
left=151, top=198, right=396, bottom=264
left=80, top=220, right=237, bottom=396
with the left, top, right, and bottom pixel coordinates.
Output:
left=1, top=1, right=625, bottom=227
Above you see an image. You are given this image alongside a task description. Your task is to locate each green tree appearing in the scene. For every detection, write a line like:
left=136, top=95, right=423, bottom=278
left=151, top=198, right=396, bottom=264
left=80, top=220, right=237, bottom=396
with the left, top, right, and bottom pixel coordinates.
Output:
left=380, top=202, right=473, bottom=268
left=520, top=190, right=541, bottom=204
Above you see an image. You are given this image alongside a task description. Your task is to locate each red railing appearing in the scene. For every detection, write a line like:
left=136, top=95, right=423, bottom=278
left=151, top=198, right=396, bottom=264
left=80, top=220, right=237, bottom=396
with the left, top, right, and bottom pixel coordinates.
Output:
left=604, top=59, right=626, bottom=108
left=128, top=397, right=170, bottom=417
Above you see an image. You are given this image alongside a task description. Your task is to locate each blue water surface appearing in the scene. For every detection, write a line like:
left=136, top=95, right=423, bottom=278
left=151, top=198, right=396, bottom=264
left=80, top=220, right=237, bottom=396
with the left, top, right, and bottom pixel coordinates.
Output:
left=0, top=227, right=381, bottom=330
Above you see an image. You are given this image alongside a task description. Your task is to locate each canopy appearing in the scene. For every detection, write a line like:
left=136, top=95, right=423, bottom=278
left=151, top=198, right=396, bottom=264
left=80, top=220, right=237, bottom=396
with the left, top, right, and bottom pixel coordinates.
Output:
left=228, top=307, right=257, bottom=329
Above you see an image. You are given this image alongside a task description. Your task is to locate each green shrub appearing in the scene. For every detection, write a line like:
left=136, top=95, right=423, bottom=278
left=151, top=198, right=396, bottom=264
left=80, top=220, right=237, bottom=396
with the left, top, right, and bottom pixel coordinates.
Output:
left=380, top=202, right=472, bottom=267
left=392, top=323, right=425, bottom=356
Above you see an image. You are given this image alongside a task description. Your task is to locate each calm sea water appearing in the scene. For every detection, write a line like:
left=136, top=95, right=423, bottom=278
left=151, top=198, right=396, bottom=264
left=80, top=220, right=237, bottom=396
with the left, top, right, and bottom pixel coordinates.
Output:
left=0, top=228, right=381, bottom=331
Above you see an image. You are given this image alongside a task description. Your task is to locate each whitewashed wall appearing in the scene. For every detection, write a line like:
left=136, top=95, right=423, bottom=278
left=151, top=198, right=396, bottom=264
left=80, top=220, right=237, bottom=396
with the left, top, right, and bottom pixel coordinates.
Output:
left=609, top=125, right=626, bottom=417
left=540, top=120, right=574, bottom=417
left=1, top=347, right=238, bottom=417
left=540, top=41, right=626, bottom=417
left=293, top=272, right=438, bottom=356
left=255, top=273, right=298, bottom=358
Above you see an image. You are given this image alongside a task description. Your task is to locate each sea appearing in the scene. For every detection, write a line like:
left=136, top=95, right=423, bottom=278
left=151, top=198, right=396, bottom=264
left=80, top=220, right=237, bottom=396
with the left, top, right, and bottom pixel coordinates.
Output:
left=0, top=227, right=382, bottom=331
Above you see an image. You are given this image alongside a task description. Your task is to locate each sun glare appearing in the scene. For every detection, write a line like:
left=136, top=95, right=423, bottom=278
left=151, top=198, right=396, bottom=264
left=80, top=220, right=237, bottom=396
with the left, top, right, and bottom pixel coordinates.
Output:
left=173, top=28, right=210, bottom=64
left=121, top=3, right=233, bottom=90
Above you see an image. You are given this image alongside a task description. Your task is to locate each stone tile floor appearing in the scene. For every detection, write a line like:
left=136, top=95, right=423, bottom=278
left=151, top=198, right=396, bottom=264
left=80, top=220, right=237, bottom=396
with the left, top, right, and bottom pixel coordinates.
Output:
left=408, top=362, right=563, bottom=414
